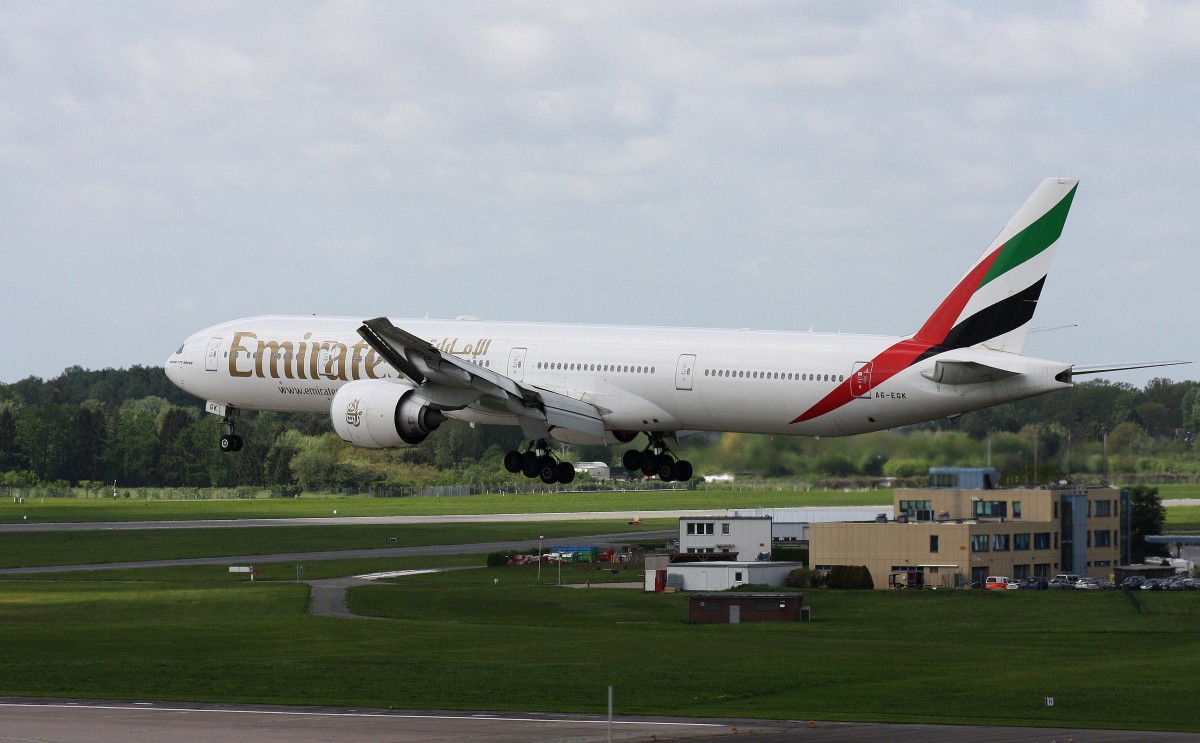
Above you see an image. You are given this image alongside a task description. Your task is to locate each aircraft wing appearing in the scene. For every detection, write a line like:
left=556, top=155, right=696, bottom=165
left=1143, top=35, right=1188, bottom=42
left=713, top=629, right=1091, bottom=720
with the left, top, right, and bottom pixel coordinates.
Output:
left=356, top=317, right=606, bottom=441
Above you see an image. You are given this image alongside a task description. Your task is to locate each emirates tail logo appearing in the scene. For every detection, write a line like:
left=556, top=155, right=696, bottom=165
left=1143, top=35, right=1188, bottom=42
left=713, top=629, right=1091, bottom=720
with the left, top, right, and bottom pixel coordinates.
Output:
left=345, top=398, right=364, bottom=427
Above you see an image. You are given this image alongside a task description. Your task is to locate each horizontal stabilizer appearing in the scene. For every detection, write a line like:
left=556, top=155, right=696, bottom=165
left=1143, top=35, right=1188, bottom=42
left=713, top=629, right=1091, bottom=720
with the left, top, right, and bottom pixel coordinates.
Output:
left=1070, top=360, right=1190, bottom=377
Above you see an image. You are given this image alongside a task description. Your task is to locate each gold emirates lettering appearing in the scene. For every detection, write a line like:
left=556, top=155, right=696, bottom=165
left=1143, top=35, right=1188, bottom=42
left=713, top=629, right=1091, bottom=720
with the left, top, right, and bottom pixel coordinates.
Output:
left=229, top=331, right=386, bottom=381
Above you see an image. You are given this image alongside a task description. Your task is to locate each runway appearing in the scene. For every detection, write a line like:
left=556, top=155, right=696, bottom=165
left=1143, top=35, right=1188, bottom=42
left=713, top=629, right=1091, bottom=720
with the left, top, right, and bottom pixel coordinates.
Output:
left=0, top=509, right=722, bottom=533
left=3, top=699, right=1196, bottom=743
left=0, top=530, right=673, bottom=575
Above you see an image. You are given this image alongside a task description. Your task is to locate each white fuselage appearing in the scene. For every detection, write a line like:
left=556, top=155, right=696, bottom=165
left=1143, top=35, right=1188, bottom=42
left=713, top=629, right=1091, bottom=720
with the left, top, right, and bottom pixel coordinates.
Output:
left=166, top=314, right=1072, bottom=444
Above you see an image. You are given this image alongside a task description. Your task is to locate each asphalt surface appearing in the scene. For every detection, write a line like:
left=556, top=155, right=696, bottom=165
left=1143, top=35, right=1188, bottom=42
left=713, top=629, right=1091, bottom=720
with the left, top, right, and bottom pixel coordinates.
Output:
left=0, top=509, right=720, bottom=532
left=0, top=530, right=673, bottom=575
left=3, top=699, right=1198, bottom=743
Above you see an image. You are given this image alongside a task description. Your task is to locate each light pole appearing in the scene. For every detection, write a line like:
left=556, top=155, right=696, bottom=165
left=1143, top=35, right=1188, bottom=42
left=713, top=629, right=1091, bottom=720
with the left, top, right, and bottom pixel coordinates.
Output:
left=538, top=535, right=544, bottom=582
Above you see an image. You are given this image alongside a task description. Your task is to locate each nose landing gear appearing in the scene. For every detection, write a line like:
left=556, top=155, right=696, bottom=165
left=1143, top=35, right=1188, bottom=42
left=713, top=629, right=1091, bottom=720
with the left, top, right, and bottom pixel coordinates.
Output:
left=217, top=408, right=243, bottom=453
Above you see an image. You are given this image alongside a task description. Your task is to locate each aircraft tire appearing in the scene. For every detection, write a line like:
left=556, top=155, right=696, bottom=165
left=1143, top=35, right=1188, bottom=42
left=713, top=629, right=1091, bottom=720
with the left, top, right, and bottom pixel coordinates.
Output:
left=556, top=461, right=575, bottom=484
left=640, top=454, right=658, bottom=477
left=521, top=452, right=541, bottom=478
left=622, top=449, right=643, bottom=472
left=675, top=459, right=694, bottom=482
left=503, top=450, right=524, bottom=474
left=220, top=434, right=242, bottom=453
left=656, top=457, right=677, bottom=482
left=538, top=459, right=559, bottom=484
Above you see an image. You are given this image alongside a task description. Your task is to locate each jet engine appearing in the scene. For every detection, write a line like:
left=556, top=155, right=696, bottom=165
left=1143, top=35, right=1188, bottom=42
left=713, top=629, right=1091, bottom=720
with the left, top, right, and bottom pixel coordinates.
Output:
left=331, top=380, right=446, bottom=448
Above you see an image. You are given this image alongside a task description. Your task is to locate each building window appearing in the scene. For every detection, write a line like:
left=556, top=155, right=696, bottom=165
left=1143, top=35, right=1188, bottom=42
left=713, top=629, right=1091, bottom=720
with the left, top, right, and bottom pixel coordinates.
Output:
left=685, top=522, right=713, bottom=536
left=1095, top=500, right=1111, bottom=517
left=1034, top=532, right=1051, bottom=550
left=721, top=523, right=730, bottom=535
left=1014, top=533, right=1031, bottom=551
left=993, top=534, right=1010, bottom=552
left=1053, top=501, right=1059, bottom=519
left=734, top=571, right=744, bottom=582
left=1034, top=563, right=1050, bottom=577
left=930, top=535, right=939, bottom=553
left=1094, top=530, right=1111, bottom=548
left=899, top=499, right=932, bottom=514
left=971, top=535, right=989, bottom=552
left=974, top=500, right=1008, bottom=519
left=1013, top=501, right=1022, bottom=518
left=1013, top=564, right=1030, bottom=579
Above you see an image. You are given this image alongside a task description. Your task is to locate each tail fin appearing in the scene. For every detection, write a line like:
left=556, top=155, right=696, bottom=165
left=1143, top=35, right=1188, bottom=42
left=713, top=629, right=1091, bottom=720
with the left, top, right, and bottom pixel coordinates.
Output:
left=913, top=178, right=1078, bottom=355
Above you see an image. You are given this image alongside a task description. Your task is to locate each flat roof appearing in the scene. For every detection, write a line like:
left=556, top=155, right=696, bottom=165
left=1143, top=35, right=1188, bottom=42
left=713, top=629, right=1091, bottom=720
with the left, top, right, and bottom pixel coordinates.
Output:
left=1146, top=535, right=1200, bottom=545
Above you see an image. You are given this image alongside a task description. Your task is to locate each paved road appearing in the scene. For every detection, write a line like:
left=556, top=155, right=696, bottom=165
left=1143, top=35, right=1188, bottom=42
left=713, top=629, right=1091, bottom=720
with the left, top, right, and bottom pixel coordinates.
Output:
left=0, top=530, right=672, bottom=575
left=0, top=509, right=720, bottom=532
left=3, top=699, right=1197, bottom=743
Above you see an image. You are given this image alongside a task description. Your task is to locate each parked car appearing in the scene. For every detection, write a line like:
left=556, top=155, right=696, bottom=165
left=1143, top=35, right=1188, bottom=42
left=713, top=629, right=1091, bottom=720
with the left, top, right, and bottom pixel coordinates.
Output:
left=1075, top=578, right=1116, bottom=590
left=1121, top=576, right=1145, bottom=589
left=984, top=576, right=1012, bottom=590
left=1139, top=578, right=1165, bottom=591
left=1016, top=576, right=1049, bottom=590
left=1048, top=577, right=1076, bottom=589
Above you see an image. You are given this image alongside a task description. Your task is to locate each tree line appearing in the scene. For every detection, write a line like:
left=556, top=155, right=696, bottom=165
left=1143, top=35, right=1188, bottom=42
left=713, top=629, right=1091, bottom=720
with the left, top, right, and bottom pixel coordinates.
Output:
left=1, top=366, right=1198, bottom=490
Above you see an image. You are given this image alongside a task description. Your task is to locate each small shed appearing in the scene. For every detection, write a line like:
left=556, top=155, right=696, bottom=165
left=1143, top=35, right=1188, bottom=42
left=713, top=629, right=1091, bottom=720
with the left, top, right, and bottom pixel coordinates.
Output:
left=689, top=592, right=808, bottom=624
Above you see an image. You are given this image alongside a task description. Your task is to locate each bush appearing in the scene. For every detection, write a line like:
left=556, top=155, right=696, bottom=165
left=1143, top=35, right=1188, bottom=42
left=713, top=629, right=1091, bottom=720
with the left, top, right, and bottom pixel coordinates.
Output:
left=785, top=568, right=812, bottom=589
left=827, top=565, right=874, bottom=590
left=486, top=552, right=511, bottom=568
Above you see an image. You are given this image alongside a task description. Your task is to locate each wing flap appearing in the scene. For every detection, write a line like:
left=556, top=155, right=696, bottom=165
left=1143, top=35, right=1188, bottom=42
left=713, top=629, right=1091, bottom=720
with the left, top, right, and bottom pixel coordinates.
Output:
left=357, top=317, right=604, bottom=441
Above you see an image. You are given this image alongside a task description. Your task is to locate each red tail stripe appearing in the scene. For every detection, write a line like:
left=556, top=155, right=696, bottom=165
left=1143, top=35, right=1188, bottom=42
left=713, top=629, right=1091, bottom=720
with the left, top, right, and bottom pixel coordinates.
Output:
left=912, top=246, right=1001, bottom=345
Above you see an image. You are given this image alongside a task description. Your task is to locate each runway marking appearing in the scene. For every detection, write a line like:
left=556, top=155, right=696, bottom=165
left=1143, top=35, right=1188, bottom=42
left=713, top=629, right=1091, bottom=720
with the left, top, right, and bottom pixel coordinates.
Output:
left=0, top=702, right=720, bottom=728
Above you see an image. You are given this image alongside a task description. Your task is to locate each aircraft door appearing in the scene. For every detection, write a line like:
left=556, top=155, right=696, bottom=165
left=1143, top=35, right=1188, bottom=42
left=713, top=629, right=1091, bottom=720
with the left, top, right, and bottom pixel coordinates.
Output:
left=205, top=337, right=223, bottom=372
left=508, top=347, right=528, bottom=382
left=675, top=354, right=696, bottom=391
left=851, top=361, right=873, bottom=398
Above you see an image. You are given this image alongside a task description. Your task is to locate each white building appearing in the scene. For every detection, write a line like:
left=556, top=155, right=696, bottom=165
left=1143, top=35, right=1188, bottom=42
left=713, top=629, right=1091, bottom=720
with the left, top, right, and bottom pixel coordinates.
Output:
left=678, top=516, right=772, bottom=561
left=666, top=561, right=805, bottom=591
left=727, top=506, right=894, bottom=545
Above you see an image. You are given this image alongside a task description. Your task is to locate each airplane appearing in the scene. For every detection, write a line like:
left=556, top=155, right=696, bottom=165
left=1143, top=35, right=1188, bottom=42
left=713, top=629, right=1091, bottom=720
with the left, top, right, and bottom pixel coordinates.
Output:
left=165, top=178, right=1185, bottom=484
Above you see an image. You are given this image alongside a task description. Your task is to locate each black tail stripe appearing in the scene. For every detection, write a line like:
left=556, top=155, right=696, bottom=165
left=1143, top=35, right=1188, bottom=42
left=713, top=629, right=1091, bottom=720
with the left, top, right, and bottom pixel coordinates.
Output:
left=910, top=277, right=1046, bottom=367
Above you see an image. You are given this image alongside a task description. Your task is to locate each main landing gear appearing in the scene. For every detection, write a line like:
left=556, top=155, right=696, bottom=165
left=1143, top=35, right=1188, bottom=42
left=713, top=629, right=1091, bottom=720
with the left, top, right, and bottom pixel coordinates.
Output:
left=503, top=440, right=575, bottom=485
left=218, top=408, right=243, bottom=453
left=621, top=434, right=693, bottom=482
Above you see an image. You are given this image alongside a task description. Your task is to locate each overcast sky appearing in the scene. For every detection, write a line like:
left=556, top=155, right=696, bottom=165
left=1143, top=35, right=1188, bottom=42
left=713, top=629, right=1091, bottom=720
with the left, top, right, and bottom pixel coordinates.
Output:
left=2, top=1, right=1196, bottom=387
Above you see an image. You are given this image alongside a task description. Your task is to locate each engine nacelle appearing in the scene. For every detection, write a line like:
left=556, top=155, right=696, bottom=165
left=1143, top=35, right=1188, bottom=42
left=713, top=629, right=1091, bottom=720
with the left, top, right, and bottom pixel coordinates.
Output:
left=331, top=380, right=446, bottom=448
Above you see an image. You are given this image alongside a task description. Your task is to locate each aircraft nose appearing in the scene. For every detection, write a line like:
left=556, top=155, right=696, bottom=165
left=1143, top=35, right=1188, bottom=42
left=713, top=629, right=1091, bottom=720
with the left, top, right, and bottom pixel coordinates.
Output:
left=165, top=341, right=191, bottom=389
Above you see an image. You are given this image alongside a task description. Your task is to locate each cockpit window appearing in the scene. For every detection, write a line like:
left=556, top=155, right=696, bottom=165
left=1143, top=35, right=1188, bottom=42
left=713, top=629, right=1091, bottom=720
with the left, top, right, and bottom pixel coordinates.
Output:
left=176, top=344, right=185, bottom=354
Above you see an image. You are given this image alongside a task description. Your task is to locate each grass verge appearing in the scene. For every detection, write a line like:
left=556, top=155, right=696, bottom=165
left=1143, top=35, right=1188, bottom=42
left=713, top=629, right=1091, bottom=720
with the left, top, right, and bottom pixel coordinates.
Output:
left=1, top=565, right=1199, bottom=730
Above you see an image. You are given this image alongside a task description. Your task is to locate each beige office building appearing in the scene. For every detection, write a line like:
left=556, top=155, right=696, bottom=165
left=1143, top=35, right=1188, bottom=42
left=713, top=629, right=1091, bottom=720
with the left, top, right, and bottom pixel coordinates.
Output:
left=810, top=475, right=1125, bottom=589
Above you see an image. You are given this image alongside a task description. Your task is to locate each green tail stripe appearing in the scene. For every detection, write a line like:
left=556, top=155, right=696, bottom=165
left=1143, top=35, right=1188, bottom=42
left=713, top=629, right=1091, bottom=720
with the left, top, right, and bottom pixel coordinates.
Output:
left=979, top=184, right=1077, bottom=288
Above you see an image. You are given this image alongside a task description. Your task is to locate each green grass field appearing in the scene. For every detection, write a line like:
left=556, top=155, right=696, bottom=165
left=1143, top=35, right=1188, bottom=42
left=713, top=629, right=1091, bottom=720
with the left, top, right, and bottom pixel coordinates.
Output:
left=5, top=481, right=1194, bottom=526
left=2, top=488, right=1198, bottom=729
left=2, top=564, right=1199, bottom=730
left=0, top=488, right=890, bottom=523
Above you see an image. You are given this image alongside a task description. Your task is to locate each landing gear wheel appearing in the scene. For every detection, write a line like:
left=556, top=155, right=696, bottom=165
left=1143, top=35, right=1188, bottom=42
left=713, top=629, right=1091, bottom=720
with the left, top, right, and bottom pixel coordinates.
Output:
left=640, top=451, right=658, bottom=477
left=674, top=459, right=694, bottom=482
left=538, top=458, right=559, bottom=484
left=556, top=461, right=576, bottom=485
left=656, top=456, right=677, bottom=482
left=521, top=451, right=541, bottom=478
left=220, top=434, right=242, bottom=453
left=622, top=449, right=643, bottom=472
left=503, top=450, right=524, bottom=474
